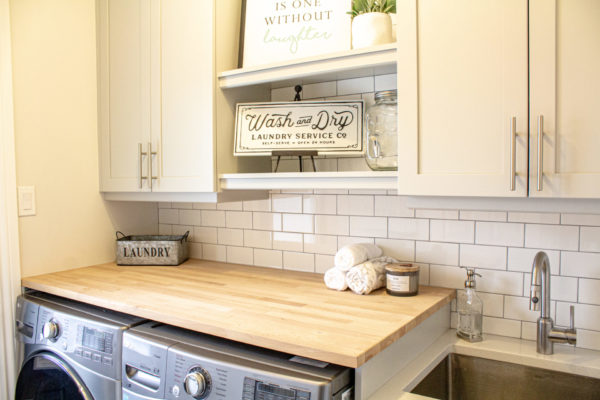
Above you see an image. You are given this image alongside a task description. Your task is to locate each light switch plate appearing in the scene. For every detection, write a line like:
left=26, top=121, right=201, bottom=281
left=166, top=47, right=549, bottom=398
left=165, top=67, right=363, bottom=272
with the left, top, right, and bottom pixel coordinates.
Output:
left=18, top=186, right=36, bottom=216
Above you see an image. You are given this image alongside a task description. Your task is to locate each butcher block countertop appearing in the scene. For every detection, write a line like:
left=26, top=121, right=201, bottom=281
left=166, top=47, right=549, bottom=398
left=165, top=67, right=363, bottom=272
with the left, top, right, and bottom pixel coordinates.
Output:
left=21, top=259, right=455, bottom=368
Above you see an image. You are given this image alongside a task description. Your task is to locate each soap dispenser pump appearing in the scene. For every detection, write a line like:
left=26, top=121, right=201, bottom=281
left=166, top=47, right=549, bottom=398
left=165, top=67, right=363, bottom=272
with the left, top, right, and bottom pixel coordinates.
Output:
left=456, top=267, right=483, bottom=342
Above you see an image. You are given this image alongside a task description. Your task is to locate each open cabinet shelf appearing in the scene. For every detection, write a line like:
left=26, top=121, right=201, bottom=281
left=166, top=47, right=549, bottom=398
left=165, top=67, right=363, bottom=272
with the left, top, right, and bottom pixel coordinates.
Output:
left=219, top=171, right=397, bottom=190
left=218, top=43, right=397, bottom=89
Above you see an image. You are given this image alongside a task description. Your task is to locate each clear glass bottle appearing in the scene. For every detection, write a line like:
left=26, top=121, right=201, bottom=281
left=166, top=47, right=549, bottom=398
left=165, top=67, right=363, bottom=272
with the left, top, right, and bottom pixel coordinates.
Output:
left=456, top=268, right=483, bottom=342
left=365, top=90, right=398, bottom=171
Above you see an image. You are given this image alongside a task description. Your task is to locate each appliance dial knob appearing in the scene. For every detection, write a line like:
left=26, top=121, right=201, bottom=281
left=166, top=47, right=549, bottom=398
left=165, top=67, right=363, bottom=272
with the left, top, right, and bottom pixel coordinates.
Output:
left=183, top=368, right=211, bottom=399
left=42, top=320, right=60, bottom=340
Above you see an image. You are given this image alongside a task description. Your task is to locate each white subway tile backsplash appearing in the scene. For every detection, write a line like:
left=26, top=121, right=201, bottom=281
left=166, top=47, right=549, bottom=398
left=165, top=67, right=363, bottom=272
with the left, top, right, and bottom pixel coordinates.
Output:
left=556, top=302, right=600, bottom=331
left=417, top=263, right=430, bottom=286
left=522, top=274, right=579, bottom=302
left=338, top=236, right=374, bottom=248
left=315, top=254, right=335, bottom=274
left=508, top=212, right=560, bottom=225
left=504, top=296, right=554, bottom=323
left=580, top=227, right=600, bottom=253
left=374, top=74, right=397, bottom=91
left=303, top=234, right=338, bottom=255
left=244, top=230, right=272, bottom=249
left=159, top=209, right=179, bottom=225
left=254, top=249, right=283, bottom=269
left=202, top=244, right=226, bottom=262
left=194, top=227, right=217, bottom=244
left=315, top=215, right=349, bottom=235
left=271, top=86, right=296, bottom=102
left=337, top=76, right=374, bottom=95
left=179, top=210, right=201, bottom=226
left=273, top=232, right=303, bottom=252
left=521, top=322, right=537, bottom=341
left=217, top=201, right=243, bottom=211
left=579, top=279, right=600, bottom=305
left=303, top=195, right=336, bottom=215
left=576, top=329, right=600, bottom=352
left=460, top=210, right=507, bottom=222
left=430, top=220, right=474, bottom=244
left=460, top=244, right=506, bottom=270
left=561, top=252, right=600, bottom=279
left=303, top=81, right=337, bottom=99
left=374, top=196, right=414, bottom=217
left=189, top=242, right=203, bottom=259
left=483, top=317, right=521, bottom=338
left=350, top=216, right=387, bottom=238
left=476, top=222, right=524, bottom=247
left=508, top=248, right=560, bottom=274
left=336, top=157, right=370, bottom=172
left=338, top=195, right=374, bottom=216
left=375, top=238, right=415, bottom=262
left=348, top=189, right=388, bottom=195
left=201, top=210, right=225, bottom=227
left=243, top=199, right=271, bottom=212
left=525, top=224, right=579, bottom=251
left=561, top=213, right=600, bottom=226
left=389, top=218, right=429, bottom=240
left=416, top=242, right=459, bottom=266
left=479, top=292, right=504, bottom=318
left=416, top=209, right=459, bottom=220
left=282, top=214, right=314, bottom=233
left=272, top=194, right=302, bottom=213
left=193, top=202, right=217, bottom=210
left=172, top=225, right=193, bottom=241
left=429, top=265, right=464, bottom=289
left=226, top=211, right=253, bottom=229
left=253, top=212, right=282, bottom=231
left=158, top=202, right=172, bottom=209
left=227, top=246, right=253, bottom=265
left=283, top=251, right=314, bottom=272
left=476, top=269, right=523, bottom=296
left=159, top=224, right=172, bottom=235
left=217, top=228, right=244, bottom=246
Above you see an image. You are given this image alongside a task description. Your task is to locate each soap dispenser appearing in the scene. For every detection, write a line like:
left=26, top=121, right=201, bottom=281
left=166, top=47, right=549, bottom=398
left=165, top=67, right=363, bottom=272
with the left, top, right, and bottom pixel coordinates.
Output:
left=456, top=267, right=483, bottom=342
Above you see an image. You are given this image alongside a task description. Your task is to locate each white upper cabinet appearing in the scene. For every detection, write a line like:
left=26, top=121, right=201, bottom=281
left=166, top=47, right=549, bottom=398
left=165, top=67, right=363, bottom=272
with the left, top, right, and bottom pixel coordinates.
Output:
left=97, top=0, right=256, bottom=196
left=396, top=0, right=529, bottom=197
left=530, top=0, right=600, bottom=198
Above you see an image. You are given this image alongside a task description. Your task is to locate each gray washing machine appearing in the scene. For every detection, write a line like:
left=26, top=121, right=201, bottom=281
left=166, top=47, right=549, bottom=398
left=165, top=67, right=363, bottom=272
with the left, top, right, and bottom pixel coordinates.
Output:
left=122, top=322, right=353, bottom=400
left=14, top=291, right=145, bottom=400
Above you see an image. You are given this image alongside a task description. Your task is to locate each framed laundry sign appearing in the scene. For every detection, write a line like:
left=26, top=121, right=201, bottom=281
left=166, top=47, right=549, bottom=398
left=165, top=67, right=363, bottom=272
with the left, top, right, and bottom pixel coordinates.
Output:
left=234, top=101, right=364, bottom=156
left=240, top=0, right=352, bottom=68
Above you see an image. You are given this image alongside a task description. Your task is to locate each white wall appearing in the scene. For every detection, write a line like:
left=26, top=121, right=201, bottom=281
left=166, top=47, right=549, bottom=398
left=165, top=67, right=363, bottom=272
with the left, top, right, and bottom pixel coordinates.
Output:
left=10, top=0, right=157, bottom=277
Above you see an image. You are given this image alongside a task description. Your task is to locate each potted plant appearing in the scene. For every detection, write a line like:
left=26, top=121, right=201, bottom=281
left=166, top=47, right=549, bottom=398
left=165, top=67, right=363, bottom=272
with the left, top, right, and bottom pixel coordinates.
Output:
left=349, top=0, right=396, bottom=49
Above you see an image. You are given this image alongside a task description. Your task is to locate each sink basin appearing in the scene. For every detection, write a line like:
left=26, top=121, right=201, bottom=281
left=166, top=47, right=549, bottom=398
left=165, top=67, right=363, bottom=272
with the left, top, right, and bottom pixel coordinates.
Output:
left=411, top=353, right=600, bottom=400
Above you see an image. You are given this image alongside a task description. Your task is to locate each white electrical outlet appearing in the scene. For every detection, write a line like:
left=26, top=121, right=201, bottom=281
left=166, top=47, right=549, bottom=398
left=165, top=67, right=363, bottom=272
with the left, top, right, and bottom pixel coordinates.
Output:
left=18, top=186, right=36, bottom=216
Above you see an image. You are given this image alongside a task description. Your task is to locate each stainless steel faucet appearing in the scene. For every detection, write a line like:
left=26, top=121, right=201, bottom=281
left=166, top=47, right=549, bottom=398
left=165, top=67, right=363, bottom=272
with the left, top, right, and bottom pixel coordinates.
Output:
left=529, top=251, right=577, bottom=354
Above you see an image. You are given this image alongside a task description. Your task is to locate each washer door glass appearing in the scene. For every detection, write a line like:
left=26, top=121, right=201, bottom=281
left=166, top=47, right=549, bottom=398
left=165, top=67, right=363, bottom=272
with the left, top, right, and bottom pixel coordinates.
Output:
left=15, top=352, right=93, bottom=400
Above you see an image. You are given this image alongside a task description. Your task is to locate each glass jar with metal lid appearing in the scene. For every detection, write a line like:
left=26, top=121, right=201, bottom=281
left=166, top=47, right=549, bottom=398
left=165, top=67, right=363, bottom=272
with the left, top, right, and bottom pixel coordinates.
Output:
left=365, top=90, right=398, bottom=171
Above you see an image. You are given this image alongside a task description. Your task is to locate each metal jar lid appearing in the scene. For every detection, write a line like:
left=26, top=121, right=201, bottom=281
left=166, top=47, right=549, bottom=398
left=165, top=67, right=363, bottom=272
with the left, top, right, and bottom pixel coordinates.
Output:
left=374, top=90, right=397, bottom=102
left=385, top=263, right=420, bottom=274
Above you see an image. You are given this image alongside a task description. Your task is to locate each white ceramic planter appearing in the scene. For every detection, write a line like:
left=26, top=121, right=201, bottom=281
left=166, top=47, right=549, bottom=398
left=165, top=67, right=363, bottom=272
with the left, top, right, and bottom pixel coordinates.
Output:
left=351, top=12, right=393, bottom=49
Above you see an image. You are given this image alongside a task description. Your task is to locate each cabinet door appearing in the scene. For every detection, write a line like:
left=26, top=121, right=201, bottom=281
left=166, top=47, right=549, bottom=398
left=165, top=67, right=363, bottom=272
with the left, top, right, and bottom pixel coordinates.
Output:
left=397, top=0, right=528, bottom=196
left=150, top=0, right=216, bottom=192
left=530, top=0, right=600, bottom=198
left=98, top=0, right=152, bottom=192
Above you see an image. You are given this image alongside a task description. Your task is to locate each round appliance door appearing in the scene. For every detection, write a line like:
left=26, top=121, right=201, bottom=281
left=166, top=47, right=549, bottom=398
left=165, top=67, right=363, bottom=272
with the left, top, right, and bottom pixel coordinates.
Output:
left=15, top=352, right=93, bottom=400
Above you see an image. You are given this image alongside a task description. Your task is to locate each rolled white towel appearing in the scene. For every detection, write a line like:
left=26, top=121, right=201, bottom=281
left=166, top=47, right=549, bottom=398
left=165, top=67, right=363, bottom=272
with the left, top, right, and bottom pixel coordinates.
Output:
left=324, top=267, right=348, bottom=291
left=334, top=243, right=383, bottom=271
left=346, top=256, right=398, bottom=295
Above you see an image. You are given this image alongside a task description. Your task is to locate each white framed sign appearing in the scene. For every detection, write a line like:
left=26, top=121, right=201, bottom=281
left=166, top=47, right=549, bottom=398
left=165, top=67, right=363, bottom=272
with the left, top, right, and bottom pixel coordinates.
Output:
left=234, top=101, right=364, bottom=156
left=241, top=0, right=352, bottom=68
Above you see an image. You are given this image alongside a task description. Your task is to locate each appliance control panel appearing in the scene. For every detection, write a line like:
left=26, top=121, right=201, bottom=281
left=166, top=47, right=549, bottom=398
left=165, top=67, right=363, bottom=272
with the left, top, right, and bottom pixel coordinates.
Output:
left=36, top=305, right=122, bottom=379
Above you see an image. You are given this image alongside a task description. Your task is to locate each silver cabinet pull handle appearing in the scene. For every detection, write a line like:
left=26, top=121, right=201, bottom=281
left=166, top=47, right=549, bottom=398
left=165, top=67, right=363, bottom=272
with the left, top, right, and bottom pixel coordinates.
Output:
left=537, top=115, right=544, bottom=191
left=139, top=143, right=148, bottom=189
left=510, top=117, right=517, bottom=191
left=148, top=142, right=158, bottom=190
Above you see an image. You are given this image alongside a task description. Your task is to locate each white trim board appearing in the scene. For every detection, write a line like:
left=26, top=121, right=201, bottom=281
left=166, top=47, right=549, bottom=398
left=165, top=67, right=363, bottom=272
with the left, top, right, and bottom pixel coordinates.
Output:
left=406, top=196, right=600, bottom=214
left=0, top=0, right=22, bottom=398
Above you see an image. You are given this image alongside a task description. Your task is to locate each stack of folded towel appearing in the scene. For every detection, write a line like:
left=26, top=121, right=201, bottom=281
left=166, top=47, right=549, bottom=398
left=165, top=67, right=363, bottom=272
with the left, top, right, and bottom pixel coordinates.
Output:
left=324, top=243, right=397, bottom=295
